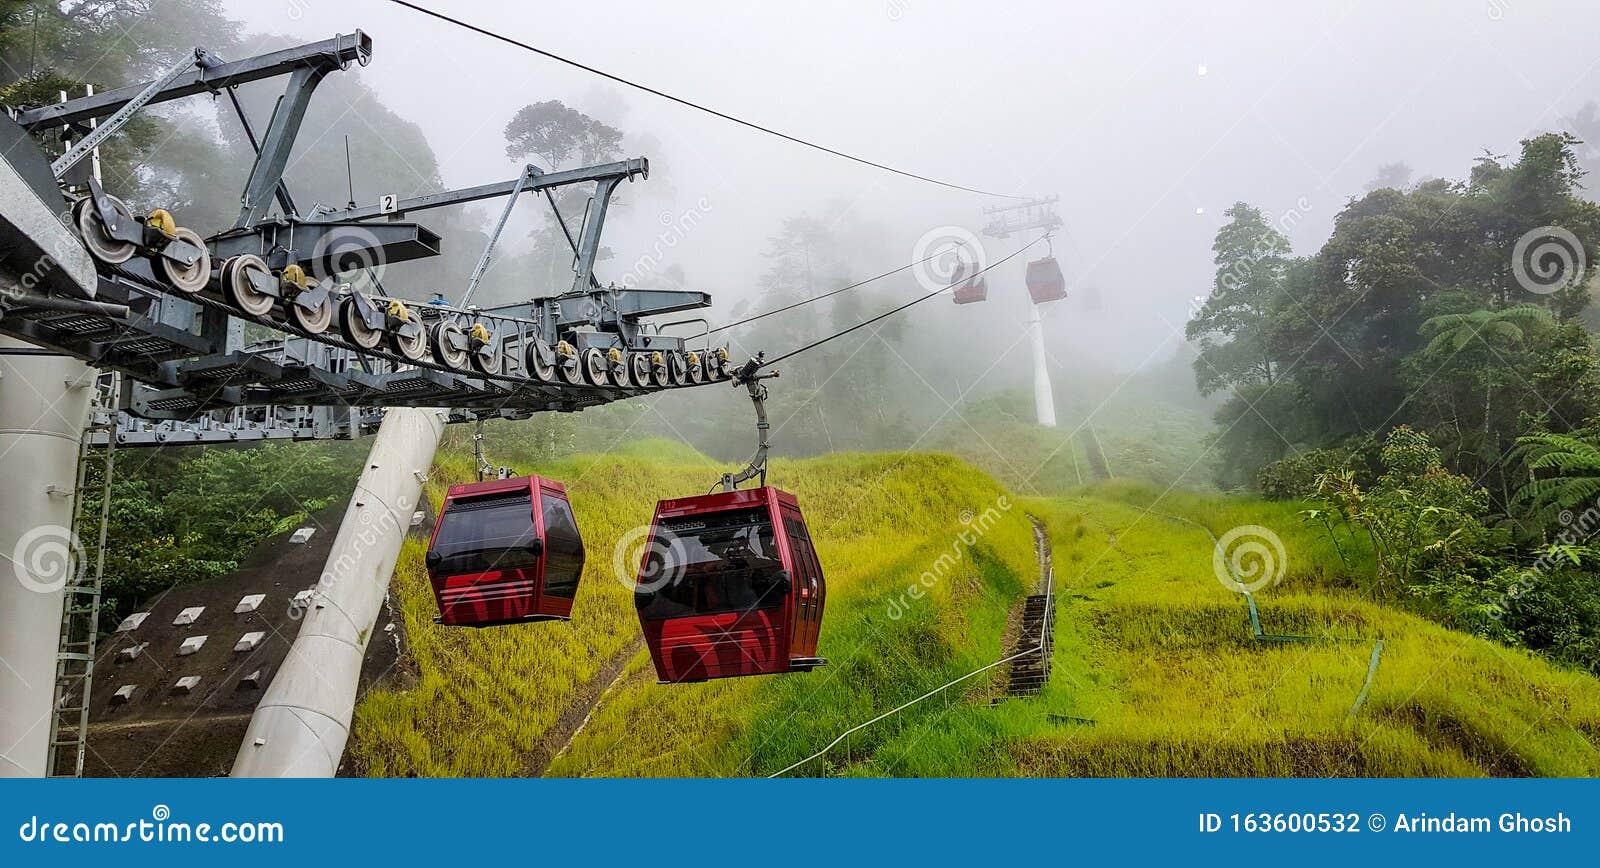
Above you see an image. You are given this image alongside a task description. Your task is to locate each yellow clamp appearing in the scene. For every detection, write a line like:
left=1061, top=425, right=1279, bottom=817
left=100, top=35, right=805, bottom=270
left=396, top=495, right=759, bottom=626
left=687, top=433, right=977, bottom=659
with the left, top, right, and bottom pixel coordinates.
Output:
left=607, top=347, right=623, bottom=365
left=651, top=351, right=664, bottom=366
left=279, top=264, right=309, bottom=289
left=386, top=299, right=411, bottom=321
left=715, top=347, right=729, bottom=362
left=556, top=340, right=576, bottom=358
left=146, top=209, right=177, bottom=236
left=469, top=323, right=491, bottom=344
left=687, top=351, right=700, bottom=366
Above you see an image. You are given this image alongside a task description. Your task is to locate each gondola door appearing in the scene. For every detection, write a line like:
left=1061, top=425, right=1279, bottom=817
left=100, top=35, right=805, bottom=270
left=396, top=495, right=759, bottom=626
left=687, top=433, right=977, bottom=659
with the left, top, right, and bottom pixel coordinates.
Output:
left=536, top=481, right=584, bottom=617
left=780, top=503, right=826, bottom=666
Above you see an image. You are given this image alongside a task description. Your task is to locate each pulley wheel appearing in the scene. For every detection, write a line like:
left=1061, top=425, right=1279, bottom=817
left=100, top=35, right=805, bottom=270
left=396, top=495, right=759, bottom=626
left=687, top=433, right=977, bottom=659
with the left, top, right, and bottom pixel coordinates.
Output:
left=583, top=347, right=610, bottom=386
left=630, top=353, right=653, bottom=387
left=557, top=347, right=584, bottom=384
left=527, top=339, right=558, bottom=382
left=390, top=321, right=429, bottom=362
left=75, top=196, right=136, bottom=265
left=649, top=354, right=669, bottom=387
left=470, top=344, right=503, bottom=377
left=666, top=351, right=688, bottom=386
left=685, top=353, right=705, bottom=384
left=289, top=292, right=333, bottom=335
left=220, top=255, right=275, bottom=317
left=339, top=295, right=384, bottom=350
left=608, top=352, right=629, bottom=387
left=431, top=322, right=469, bottom=370
left=160, top=227, right=211, bottom=294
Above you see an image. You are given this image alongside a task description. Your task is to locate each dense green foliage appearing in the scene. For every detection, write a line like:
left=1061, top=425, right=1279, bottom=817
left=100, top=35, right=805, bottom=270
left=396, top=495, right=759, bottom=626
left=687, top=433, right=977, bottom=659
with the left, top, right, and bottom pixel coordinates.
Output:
left=1189, top=136, right=1600, bottom=676
left=82, top=444, right=359, bottom=617
left=1195, top=135, right=1600, bottom=497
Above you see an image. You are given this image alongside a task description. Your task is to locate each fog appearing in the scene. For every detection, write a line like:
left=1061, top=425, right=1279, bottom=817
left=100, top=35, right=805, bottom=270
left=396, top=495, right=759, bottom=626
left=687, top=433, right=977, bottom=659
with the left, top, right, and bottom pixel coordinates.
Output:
left=220, top=0, right=1600, bottom=376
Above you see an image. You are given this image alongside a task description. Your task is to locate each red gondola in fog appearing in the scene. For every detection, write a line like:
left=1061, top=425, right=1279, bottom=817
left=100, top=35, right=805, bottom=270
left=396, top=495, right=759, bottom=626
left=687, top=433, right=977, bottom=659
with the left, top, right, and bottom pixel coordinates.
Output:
left=1025, top=256, right=1067, bottom=304
left=951, top=260, right=987, bottom=304
left=424, top=475, right=585, bottom=627
left=634, top=486, right=827, bottom=682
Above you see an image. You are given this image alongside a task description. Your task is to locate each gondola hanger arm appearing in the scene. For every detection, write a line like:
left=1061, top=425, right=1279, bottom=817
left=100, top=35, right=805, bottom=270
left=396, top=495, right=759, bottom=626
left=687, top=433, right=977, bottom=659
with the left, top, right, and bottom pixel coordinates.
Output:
left=720, top=354, right=779, bottom=492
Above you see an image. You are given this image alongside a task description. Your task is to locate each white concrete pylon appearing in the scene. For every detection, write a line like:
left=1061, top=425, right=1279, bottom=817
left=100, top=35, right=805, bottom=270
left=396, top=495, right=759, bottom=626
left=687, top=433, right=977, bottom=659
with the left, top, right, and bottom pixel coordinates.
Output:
left=231, top=406, right=446, bottom=777
left=0, top=337, right=93, bottom=777
left=1029, top=307, right=1057, bottom=428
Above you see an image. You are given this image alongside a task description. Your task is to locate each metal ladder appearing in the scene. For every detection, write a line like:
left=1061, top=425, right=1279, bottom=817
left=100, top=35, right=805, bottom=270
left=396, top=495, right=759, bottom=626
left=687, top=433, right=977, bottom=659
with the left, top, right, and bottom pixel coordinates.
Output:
left=47, top=375, right=118, bottom=777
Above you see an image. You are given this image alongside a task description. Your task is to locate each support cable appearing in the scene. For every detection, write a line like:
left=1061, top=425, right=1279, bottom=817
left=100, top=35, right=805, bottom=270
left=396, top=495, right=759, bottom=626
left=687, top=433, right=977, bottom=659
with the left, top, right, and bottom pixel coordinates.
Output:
left=705, top=250, right=945, bottom=336
left=762, top=234, right=1046, bottom=367
left=384, top=0, right=1024, bottom=199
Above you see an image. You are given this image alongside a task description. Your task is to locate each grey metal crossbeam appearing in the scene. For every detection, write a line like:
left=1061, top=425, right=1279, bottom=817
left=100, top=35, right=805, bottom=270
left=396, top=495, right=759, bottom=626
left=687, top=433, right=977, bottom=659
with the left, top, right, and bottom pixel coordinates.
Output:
left=336, top=159, right=648, bottom=221
left=15, top=33, right=372, bottom=130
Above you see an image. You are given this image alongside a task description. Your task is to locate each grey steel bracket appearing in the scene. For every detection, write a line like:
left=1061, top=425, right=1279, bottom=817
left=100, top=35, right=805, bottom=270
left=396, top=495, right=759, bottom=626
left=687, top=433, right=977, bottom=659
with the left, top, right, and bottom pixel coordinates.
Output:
left=16, top=32, right=371, bottom=131
left=50, top=50, right=215, bottom=178
left=291, top=277, right=331, bottom=312
left=720, top=354, right=778, bottom=492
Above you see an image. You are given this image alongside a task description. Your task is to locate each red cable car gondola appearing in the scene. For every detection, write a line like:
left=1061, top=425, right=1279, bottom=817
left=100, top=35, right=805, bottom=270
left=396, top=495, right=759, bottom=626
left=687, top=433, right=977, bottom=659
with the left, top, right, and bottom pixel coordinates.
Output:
left=1025, top=255, right=1067, bottom=304
left=633, top=354, right=827, bottom=683
left=951, top=260, right=987, bottom=305
left=635, top=487, right=826, bottom=682
left=424, top=474, right=586, bottom=627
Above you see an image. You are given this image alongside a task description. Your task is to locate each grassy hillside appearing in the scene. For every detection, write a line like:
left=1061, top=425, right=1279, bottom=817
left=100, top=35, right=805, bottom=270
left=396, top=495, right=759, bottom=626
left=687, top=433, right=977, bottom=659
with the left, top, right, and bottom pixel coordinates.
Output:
left=1021, top=482, right=1600, bottom=776
left=348, top=436, right=1600, bottom=777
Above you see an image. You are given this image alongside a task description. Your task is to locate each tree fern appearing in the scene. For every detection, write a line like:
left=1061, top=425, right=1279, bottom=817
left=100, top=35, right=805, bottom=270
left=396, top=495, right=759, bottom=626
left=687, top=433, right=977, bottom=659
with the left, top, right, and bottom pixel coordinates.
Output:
left=1511, top=431, right=1600, bottom=531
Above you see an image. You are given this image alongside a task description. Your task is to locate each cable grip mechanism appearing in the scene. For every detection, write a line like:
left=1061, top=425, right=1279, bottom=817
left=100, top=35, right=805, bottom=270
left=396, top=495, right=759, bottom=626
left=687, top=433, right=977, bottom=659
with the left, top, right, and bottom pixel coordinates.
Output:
left=719, top=352, right=780, bottom=492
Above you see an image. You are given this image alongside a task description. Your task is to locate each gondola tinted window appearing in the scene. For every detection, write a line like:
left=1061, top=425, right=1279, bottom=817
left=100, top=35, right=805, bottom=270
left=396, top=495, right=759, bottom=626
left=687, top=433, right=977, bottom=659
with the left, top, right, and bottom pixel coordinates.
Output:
left=638, top=507, right=787, bottom=618
left=431, top=491, right=539, bottom=574
left=541, top=493, right=584, bottom=599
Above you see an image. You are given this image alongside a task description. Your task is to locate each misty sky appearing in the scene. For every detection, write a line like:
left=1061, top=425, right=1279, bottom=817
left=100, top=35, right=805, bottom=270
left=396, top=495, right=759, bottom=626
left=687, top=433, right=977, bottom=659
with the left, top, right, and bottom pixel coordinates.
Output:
left=221, top=0, right=1600, bottom=370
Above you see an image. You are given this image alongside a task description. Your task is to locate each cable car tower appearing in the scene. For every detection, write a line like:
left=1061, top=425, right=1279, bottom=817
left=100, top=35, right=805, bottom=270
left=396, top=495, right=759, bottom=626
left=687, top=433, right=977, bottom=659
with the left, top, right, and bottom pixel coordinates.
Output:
left=981, top=196, right=1065, bottom=427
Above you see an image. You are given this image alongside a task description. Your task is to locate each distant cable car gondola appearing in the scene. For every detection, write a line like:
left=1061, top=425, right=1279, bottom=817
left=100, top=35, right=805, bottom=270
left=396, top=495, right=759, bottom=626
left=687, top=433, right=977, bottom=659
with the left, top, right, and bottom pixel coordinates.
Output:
left=634, top=354, right=827, bottom=682
left=1025, top=255, right=1067, bottom=304
left=951, top=260, right=987, bottom=305
left=424, top=474, right=585, bottom=627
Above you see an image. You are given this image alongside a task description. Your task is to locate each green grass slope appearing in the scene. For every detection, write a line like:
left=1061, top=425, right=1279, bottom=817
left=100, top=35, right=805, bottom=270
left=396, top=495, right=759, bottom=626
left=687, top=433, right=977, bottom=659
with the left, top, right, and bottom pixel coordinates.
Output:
left=1019, top=482, right=1600, bottom=776
left=348, top=437, right=1600, bottom=777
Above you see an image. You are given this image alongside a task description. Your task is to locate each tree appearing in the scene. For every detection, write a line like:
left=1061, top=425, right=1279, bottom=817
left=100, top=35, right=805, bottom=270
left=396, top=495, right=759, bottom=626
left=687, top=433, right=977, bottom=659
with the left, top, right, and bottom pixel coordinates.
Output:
left=1185, top=203, right=1291, bottom=396
left=1563, top=101, right=1600, bottom=200
left=1196, top=135, right=1600, bottom=489
left=1364, top=161, right=1414, bottom=193
left=499, top=100, right=626, bottom=299
left=1401, top=304, right=1600, bottom=505
left=504, top=100, right=623, bottom=169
